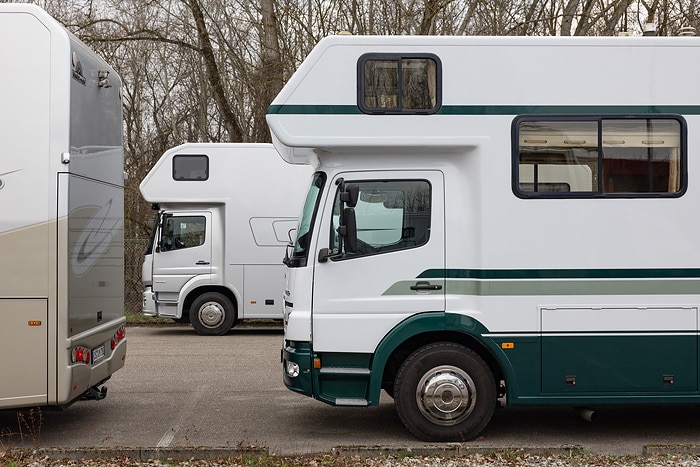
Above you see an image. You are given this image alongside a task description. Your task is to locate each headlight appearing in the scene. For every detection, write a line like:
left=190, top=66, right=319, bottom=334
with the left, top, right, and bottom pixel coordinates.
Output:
left=285, top=360, right=300, bottom=378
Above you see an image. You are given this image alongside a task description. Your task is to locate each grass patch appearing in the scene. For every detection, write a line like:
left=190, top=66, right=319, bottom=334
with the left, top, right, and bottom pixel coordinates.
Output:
left=125, top=310, right=175, bottom=325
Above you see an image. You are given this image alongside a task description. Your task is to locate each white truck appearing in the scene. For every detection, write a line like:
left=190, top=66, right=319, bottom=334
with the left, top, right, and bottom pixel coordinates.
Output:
left=268, top=34, right=700, bottom=441
left=140, top=143, right=311, bottom=335
left=0, top=4, right=126, bottom=409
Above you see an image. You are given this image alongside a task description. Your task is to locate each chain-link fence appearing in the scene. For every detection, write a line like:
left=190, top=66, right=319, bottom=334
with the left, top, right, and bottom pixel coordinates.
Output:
left=125, top=238, right=150, bottom=314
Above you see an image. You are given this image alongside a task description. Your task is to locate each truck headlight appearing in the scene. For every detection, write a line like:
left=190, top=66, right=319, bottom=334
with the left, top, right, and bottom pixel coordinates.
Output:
left=285, top=361, right=300, bottom=378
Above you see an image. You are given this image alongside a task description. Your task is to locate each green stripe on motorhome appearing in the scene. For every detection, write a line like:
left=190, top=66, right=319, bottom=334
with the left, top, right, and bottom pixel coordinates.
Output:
left=418, top=268, right=700, bottom=279
left=382, top=269, right=700, bottom=296
left=439, top=105, right=700, bottom=115
left=383, top=279, right=700, bottom=296
left=266, top=104, right=700, bottom=115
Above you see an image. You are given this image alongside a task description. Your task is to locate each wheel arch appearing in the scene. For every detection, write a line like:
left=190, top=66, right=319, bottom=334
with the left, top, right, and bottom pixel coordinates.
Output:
left=183, top=285, right=239, bottom=319
left=369, top=312, right=504, bottom=404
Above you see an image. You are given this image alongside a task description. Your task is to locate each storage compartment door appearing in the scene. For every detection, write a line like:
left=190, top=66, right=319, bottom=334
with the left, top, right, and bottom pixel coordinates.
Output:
left=542, top=306, right=698, bottom=393
left=0, top=299, right=48, bottom=408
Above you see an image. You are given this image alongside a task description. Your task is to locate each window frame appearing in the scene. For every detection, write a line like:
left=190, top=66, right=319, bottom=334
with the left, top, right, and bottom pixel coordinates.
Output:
left=328, top=178, right=433, bottom=261
left=172, top=154, right=210, bottom=181
left=160, top=215, right=207, bottom=252
left=512, top=114, right=688, bottom=199
left=357, top=53, right=442, bottom=115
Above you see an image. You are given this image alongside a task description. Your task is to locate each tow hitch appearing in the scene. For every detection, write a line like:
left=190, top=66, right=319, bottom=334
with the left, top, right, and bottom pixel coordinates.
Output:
left=80, top=385, right=108, bottom=401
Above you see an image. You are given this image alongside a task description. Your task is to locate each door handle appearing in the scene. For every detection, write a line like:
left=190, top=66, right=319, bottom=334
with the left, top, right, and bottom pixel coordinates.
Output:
left=196, top=260, right=210, bottom=265
left=410, top=281, right=442, bottom=291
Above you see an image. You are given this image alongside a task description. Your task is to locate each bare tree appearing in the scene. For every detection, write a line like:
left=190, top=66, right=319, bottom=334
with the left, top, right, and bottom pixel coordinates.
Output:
left=257, top=0, right=284, bottom=141
left=183, top=0, right=244, bottom=142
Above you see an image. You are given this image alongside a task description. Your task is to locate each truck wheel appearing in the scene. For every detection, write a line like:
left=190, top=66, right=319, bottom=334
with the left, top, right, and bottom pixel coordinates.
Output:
left=189, top=292, right=236, bottom=336
left=394, top=342, right=496, bottom=441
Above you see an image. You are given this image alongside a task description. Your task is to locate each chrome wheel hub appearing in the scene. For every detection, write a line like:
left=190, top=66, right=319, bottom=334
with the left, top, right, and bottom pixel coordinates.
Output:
left=416, top=365, right=476, bottom=426
left=198, top=301, right=225, bottom=328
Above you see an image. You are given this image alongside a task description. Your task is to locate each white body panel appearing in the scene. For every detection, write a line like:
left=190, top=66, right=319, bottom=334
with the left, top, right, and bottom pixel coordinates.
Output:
left=269, top=35, right=700, bottom=350
left=140, top=143, right=312, bottom=327
left=0, top=5, right=125, bottom=409
left=270, top=35, right=700, bottom=420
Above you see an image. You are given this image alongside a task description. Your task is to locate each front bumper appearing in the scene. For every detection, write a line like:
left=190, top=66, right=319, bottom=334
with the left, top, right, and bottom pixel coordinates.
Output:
left=281, top=341, right=313, bottom=397
left=142, top=286, right=156, bottom=316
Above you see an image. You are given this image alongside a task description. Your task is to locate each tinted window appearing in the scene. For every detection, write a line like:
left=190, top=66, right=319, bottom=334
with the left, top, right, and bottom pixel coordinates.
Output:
left=173, top=155, right=209, bottom=181
left=160, top=216, right=206, bottom=251
left=330, top=180, right=431, bottom=257
left=515, top=117, right=685, bottom=197
left=359, top=54, right=440, bottom=114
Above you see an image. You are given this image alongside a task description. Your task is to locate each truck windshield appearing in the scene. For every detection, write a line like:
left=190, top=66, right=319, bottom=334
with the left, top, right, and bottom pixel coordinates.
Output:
left=289, top=172, right=326, bottom=267
left=145, top=213, right=160, bottom=255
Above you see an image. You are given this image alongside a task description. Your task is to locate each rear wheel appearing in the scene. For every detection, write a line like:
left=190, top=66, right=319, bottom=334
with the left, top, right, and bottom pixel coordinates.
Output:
left=189, top=292, right=236, bottom=336
left=394, top=342, right=496, bottom=441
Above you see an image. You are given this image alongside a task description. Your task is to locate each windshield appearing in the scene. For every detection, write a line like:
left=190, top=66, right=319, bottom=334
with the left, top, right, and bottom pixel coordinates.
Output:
left=289, top=172, right=326, bottom=267
left=145, top=213, right=160, bottom=255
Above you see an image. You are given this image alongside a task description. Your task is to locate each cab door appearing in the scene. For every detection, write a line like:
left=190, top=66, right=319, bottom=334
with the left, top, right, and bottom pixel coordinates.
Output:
left=152, top=211, right=212, bottom=295
left=311, top=171, right=445, bottom=353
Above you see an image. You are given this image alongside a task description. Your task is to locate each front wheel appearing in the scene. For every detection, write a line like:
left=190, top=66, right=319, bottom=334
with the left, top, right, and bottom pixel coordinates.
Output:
left=394, top=342, right=496, bottom=441
left=189, top=292, right=236, bottom=336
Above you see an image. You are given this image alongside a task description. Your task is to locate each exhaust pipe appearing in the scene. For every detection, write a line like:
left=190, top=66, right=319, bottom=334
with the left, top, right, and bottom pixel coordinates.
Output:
left=576, top=407, right=598, bottom=422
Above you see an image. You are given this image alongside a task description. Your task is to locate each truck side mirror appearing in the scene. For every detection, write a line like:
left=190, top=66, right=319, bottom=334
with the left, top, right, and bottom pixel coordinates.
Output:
left=340, top=184, right=359, bottom=208
left=341, top=207, right=357, bottom=253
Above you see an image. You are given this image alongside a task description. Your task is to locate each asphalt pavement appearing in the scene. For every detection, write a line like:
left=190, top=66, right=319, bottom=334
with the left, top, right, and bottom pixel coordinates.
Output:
left=1, top=324, right=700, bottom=460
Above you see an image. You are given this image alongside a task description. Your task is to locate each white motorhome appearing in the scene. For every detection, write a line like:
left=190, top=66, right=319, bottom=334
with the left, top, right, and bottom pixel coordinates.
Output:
left=0, top=5, right=126, bottom=409
left=140, top=143, right=311, bottom=335
left=268, top=35, right=700, bottom=441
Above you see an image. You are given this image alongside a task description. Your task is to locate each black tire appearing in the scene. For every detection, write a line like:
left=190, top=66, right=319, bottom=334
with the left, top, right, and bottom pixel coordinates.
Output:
left=394, top=342, right=496, bottom=441
left=189, top=292, right=236, bottom=336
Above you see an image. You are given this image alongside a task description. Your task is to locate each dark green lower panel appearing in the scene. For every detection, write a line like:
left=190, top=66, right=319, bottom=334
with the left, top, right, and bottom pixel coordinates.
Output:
left=314, top=352, right=372, bottom=405
left=282, top=342, right=313, bottom=397
left=284, top=317, right=700, bottom=409
left=542, top=334, right=698, bottom=393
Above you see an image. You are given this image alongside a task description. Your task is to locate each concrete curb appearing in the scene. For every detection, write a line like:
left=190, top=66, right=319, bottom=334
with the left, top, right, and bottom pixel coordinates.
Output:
left=331, top=444, right=584, bottom=458
left=18, top=446, right=268, bottom=462
left=643, top=444, right=700, bottom=456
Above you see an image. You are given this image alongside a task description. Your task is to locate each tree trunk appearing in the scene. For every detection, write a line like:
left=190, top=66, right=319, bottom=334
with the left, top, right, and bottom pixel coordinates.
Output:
left=183, top=0, right=244, bottom=142
left=560, top=0, right=579, bottom=35
left=257, top=0, right=284, bottom=142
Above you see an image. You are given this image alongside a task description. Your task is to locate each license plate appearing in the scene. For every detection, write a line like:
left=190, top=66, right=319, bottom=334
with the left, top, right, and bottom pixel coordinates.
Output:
left=92, top=345, right=105, bottom=363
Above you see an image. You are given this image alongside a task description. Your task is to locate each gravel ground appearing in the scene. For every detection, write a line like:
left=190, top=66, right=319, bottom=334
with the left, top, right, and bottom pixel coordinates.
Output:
left=5, top=452, right=700, bottom=467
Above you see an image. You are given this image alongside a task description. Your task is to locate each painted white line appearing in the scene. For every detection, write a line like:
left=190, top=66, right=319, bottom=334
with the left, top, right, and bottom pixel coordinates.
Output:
left=156, top=385, right=208, bottom=448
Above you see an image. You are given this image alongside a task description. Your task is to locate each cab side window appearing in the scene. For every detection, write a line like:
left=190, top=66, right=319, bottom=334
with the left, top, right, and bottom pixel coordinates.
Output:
left=330, top=180, right=431, bottom=257
left=161, top=216, right=206, bottom=251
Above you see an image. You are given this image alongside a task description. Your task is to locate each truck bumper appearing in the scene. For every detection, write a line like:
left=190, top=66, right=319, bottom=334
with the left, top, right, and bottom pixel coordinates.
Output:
left=142, top=287, right=155, bottom=316
left=281, top=341, right=313, bottom=397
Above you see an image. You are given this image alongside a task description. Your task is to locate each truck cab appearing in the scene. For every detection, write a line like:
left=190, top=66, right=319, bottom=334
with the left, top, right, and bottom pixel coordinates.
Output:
left=140, top=143, right=311, bottom=335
